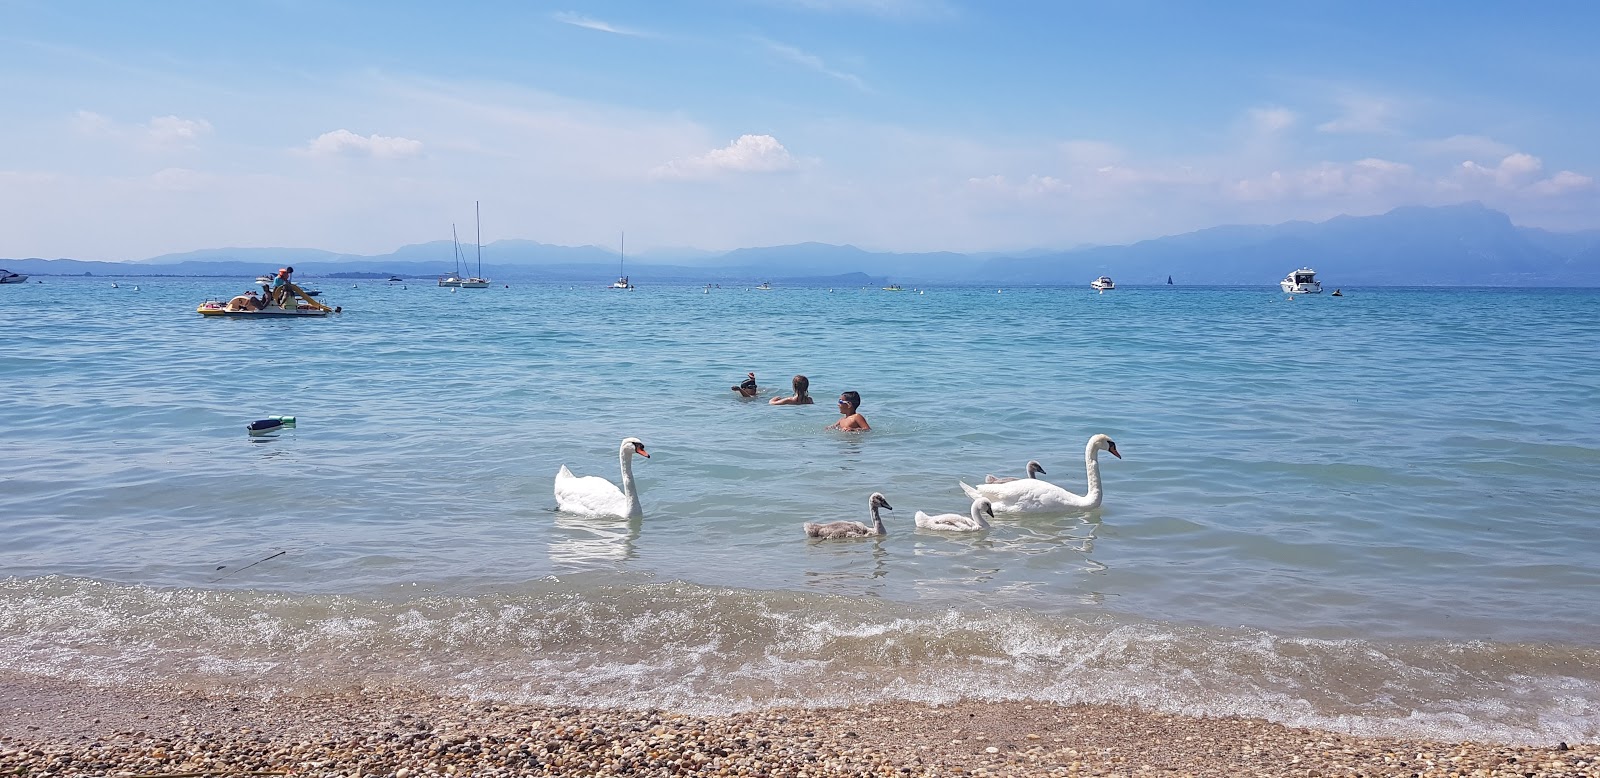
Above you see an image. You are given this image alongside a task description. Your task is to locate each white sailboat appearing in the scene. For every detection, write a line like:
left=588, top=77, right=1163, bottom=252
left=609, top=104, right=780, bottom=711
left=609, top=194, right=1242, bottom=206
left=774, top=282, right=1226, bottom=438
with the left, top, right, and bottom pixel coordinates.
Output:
left=459, top=201, right=491, bottom=288
left=608, top=232, right=633, bottom=289
left=438, top=224, right=464, bottom=287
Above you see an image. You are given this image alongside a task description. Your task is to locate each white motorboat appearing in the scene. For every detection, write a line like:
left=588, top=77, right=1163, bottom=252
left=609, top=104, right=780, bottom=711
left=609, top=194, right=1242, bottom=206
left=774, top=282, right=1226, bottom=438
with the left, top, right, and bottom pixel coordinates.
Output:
left=755, top=281, right=773, bottom=291
left=1091, top=275, right=1114, bottom=290
left=0, top=269, right=29, bottom=284
left=1280, top=267, right=1323, bottom=294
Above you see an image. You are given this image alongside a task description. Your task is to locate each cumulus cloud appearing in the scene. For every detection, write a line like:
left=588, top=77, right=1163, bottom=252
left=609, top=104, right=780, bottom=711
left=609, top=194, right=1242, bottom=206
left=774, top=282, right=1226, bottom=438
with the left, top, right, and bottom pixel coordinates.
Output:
left=72, top=111, right=212, bottom=148
left=552, top=11, right=648, bottom=36
left=1459, top=153, right=1594, bottom=196
left=1526, top=170, right=1595, bottom=196
left=304, top=129, right=423, bottom=158
left=652, top=134, right=799, bottom=179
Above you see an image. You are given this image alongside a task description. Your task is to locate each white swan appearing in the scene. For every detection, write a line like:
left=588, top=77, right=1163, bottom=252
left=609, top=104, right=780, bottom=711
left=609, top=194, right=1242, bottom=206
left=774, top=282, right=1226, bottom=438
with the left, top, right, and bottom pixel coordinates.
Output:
left=914, top=498, right=994, bottom=532
left=985, top=459, right=1046, bottom=484
left=960, top=434, right=1121, bottom=513
left=804, top=493, right=892, bottom=539
left=554, top=437, right=650, bottom=518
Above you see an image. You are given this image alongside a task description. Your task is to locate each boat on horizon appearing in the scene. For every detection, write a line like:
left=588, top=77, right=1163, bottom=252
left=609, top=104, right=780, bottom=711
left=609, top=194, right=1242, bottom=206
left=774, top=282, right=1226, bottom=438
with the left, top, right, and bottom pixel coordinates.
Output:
left=1, top=269, right=30, bottom=284
left=882, top=284, right=903, bottom=291
left=755, top=281, right=773, bottom=291
left=609, top=232, right=633, bottom=290
left=1167, top=275, right=1174, bottom=285
left=1280, top=267, right=1323, bottom=294
left=458, top=202, right=491, bottom=289
left=438, top=226, right=463, bottom=287
left=1091, top=275, right=1115, bottom=290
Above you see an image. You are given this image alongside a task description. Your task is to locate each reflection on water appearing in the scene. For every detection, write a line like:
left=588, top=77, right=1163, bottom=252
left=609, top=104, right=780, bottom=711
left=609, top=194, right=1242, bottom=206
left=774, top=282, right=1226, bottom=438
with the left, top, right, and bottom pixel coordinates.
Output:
left=549, top=514, right=641, bottom=567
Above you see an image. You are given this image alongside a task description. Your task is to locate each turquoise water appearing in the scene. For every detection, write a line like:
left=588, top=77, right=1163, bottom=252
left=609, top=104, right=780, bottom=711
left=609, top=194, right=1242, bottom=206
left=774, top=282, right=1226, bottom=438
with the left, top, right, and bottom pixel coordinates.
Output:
left=3, top=277, right=1599, bottom=743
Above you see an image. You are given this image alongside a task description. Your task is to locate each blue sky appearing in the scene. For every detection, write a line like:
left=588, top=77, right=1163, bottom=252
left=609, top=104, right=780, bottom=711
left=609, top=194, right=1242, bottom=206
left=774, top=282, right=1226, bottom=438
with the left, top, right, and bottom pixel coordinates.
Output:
left=3, top=0, right=1596, bottom=261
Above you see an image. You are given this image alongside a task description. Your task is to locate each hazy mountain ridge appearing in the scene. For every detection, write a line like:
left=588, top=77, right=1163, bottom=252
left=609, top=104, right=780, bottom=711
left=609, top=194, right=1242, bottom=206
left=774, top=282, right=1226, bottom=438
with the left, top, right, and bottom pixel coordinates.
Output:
left=7, top=203, right=1598, bottom=285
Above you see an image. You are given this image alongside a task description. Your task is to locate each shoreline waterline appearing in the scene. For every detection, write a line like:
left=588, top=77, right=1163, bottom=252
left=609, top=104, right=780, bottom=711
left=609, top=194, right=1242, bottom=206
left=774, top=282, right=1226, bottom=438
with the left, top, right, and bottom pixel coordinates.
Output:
left=1, top=675, right=1595, bottom=777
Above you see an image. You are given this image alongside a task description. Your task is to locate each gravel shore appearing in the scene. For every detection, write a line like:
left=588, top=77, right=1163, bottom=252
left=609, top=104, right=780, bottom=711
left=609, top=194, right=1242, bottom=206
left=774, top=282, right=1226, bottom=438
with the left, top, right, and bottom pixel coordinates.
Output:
left=2, top=677, right=1594, bottom=777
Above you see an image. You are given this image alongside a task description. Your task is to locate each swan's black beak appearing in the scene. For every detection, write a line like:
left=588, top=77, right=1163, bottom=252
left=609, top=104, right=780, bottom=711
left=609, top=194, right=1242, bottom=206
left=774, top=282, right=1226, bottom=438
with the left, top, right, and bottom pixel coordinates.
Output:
left=1106, top=442, right=1121, bottom=459
left=984, top=504, right=995, bottom=518
left=1035, top=465, right=1047, bottom=475
left=879, top=500, right=893, bottom=511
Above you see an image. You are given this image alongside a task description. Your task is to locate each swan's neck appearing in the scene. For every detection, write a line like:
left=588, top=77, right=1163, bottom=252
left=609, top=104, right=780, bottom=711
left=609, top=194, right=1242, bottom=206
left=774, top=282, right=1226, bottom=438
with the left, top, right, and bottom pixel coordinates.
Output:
left=869, top=505, right=886, bottom=535
left=619, top=446, right=641, bottom=516
left=970, top=503, right=991, bottom=528
left=1082, top=442, right=1104, bottom=508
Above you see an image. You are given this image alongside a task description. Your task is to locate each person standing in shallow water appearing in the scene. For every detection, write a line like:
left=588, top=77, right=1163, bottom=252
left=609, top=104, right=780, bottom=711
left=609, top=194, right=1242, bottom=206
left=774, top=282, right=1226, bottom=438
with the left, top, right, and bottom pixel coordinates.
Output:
left=770, top=375, right=814, bottom=405
left=828, top=390, right=869, bottom=431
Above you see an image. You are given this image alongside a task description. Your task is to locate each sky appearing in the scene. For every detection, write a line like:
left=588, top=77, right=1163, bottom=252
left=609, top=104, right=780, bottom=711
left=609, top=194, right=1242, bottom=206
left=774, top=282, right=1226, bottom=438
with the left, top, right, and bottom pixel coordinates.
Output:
left=3, top=0, right=1598, bottom=261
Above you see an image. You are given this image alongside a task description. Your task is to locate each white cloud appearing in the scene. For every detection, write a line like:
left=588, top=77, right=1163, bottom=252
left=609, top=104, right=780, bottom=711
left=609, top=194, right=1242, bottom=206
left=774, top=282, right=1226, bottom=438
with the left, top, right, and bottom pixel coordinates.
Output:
left=965, top=174, right=1069, bottom=197
left=304, top=129, right=423, bottom=158
left=652, top=134, right=799, bottom=179
left=1316, top=92, right=1399, bottom=134
left=146, top=115, right=212, bottom=145
left=758, top=38, right=870, bottom=92
left=1526, top=170, right=1595, bottom=196
left=551, top=11, right=648, bottom=36
left=1249, top=106, right=1297, bottom=134
left=1231, top=158, right=1416, bottom=201
left=1418, top=134, right=1516, bottom=159
left=71, top=111, right=212, bottom=148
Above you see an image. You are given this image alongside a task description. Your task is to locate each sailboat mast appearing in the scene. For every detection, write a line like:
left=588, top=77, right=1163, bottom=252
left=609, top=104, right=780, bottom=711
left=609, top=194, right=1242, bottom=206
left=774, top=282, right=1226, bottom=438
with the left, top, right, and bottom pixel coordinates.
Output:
left=475, top=201, right=482, bottom=276
left=452, top=224, right=461, bottom=273
left=620, top=231, right=625, bottom=277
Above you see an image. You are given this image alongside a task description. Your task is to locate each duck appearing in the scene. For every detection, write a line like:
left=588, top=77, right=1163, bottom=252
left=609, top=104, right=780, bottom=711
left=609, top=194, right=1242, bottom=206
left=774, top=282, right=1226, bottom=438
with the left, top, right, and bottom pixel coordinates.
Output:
left=914, top=498, right=994, bottom=532
left=985, top=459, right=1046, bottom=484
left=554, top=437, right=650, bottom=519
left=804, top=493, right=892, bottom=539
left=960, top=434, right=1121, bottom=513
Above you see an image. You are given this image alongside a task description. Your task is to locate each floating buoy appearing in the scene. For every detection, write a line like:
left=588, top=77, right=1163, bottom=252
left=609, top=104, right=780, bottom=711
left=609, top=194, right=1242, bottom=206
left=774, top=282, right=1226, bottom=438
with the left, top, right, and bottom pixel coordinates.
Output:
left=111, top=282, right=118, bottom=288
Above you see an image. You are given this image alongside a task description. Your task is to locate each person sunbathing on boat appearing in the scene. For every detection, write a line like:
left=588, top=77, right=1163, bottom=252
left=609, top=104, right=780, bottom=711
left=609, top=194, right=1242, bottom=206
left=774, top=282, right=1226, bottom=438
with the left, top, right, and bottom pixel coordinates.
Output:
left=226, top=291, right=266, bottom=311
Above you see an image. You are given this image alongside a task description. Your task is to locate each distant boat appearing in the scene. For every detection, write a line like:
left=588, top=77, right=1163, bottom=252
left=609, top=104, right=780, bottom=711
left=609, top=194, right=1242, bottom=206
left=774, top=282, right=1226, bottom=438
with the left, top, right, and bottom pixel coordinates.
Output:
left=1091, top=275, right=1115, bottom=290
left=1331, top=288, right=1343, bottom=297
left=609, top=232, right=633, bottom=289
left=458, top=202, right=491, bottom=288
left=1167, top=275, right=1173, bottom=285
left=1, top=269, right=29, bottom=284
left=390, top=275, right=406, bottom=283
left=755, top=281, right=773, bottom=291
left=438, top=224, right=464, bottom=287
left=882, top=284, right=903, bottom=291
left=1280, top=267, right=1323, bottom=294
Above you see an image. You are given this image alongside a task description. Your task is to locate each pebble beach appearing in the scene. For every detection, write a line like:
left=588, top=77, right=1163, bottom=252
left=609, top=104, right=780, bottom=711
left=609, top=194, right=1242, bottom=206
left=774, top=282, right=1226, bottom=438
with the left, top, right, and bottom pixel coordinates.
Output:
left=3, top=677, right=1594, bottom=777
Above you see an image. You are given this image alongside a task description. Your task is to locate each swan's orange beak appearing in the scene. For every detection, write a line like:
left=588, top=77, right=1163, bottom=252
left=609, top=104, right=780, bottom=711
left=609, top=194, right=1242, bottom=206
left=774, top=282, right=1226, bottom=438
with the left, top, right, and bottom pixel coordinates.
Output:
left=1107, top=442, right=1121, bottom=459
left=634, top=444, right=650, bottom=458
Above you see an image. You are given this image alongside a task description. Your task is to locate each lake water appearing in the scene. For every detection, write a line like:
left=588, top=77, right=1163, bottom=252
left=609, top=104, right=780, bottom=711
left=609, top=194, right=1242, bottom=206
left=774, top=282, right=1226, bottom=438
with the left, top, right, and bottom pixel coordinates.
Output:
left=2, top=276, right=1598, bottom=744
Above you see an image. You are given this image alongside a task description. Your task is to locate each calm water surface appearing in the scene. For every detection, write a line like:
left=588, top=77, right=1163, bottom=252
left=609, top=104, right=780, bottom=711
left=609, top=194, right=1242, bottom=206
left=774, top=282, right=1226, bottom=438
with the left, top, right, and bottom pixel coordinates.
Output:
left=2, top=277, right=1598, bottom=743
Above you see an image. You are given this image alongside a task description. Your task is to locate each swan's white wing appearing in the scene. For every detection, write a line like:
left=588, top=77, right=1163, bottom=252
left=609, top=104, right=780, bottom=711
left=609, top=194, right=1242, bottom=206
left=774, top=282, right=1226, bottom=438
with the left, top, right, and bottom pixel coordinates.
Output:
left=554, top=468, right=631, bottom=518
left=962, top=479, right=1087, bottom=513
left=915, top=510, right=975, bottom=531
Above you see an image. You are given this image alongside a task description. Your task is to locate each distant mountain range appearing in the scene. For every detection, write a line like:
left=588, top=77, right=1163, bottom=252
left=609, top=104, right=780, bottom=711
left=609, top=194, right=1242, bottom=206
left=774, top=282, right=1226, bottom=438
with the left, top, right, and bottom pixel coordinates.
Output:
left=6, top=202, right=1599, bottom=285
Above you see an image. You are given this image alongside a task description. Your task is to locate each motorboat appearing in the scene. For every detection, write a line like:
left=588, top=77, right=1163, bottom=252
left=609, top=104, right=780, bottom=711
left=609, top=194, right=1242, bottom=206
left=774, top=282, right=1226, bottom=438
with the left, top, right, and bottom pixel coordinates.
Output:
left=1091, top=275, right=1114, bottom=290
left=437, top=273, right=461, bottom=287
left=755, top=281, right=773, bottom=291
left=1280, top=267, right=1323, bottom=294
left=0, top=269, right=28, bottom=284
left=882, top=284, right=903, bottom=291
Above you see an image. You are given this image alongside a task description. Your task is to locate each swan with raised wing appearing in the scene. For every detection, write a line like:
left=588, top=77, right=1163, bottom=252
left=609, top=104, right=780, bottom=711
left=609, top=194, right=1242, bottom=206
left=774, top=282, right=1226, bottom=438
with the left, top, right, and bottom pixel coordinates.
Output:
left=915, top=497, right=994, bottom=532
left=554, top=437, right=650, bottom=519
left=985, top=460, right=1046, bottom=484
left=804, top=493, right=892, bottom=539
left=960, top=434, right=1121, bottom=513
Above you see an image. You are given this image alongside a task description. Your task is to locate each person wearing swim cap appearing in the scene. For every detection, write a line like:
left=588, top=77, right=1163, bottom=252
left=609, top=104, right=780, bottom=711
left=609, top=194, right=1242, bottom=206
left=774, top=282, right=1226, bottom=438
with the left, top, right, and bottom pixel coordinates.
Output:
left=732, top=372, right=759, bottom=398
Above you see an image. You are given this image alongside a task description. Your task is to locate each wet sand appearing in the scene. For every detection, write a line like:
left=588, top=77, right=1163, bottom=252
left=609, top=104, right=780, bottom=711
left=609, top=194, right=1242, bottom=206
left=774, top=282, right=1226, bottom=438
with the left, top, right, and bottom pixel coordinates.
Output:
left=1, top=676, right=1594, bottom=777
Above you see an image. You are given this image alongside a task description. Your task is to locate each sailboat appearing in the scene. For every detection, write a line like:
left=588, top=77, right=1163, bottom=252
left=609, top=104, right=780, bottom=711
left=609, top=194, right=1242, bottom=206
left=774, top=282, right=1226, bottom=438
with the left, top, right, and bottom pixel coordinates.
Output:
left=438, top=225, right=464, bottom=287
left=608, top=232, right=632, bottom=289
left=1167, top=275, right=1173, bottom=285
left=459, top=201, right=491, bottom=289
